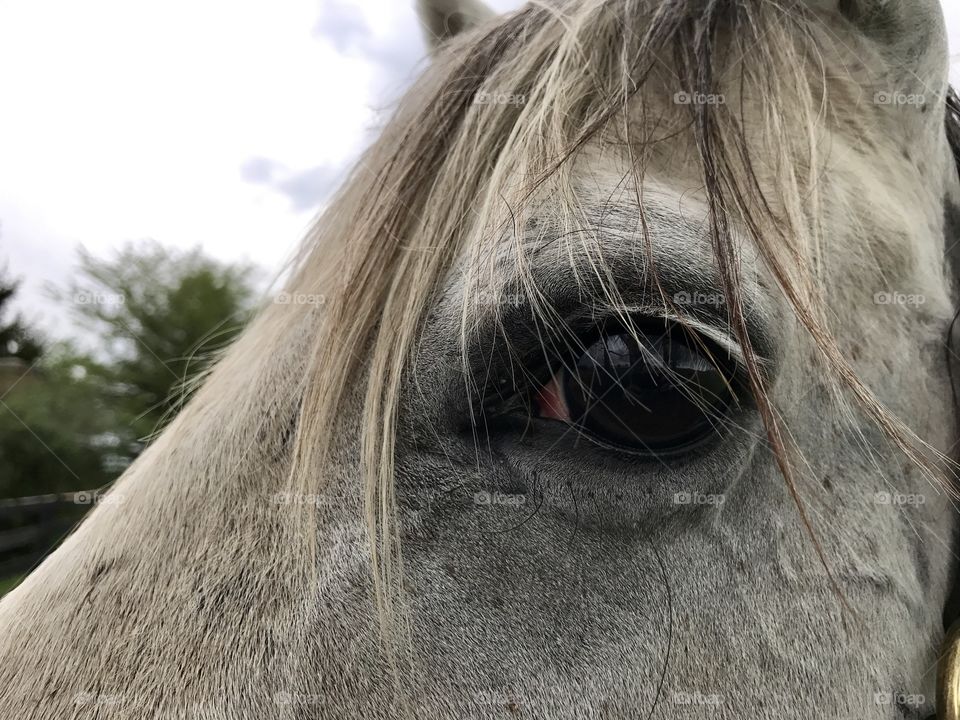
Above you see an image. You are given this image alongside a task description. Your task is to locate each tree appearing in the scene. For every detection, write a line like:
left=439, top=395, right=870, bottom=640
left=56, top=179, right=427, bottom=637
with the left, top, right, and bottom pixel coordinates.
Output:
left=0, top=349, right=126, bottom=496
left=56, top=240, right=261, bottom=441
left=0, top=273, right=114, bottom=496
left=0, top=266, right=43, bottom=363
left=0, top=241, right=261, bottom=498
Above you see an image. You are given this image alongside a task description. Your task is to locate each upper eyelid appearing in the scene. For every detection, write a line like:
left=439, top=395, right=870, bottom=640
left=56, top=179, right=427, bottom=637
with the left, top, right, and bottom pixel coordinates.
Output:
left=493, top=309, right=754, bottom=392
left=465, top=284, right=773, bottom=397
left=602, top=302, right=778, bottom=371
left=625, top=309, right=746, bottom=367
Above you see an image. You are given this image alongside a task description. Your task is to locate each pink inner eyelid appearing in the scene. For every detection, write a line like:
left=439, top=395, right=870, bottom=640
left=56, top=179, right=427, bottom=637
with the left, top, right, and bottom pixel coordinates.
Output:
left=535, top=375, right=570, bottom=421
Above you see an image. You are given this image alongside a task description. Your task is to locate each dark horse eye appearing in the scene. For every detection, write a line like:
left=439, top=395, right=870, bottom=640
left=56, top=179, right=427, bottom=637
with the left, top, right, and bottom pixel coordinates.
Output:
left=535, top=323, right=739, bottom=454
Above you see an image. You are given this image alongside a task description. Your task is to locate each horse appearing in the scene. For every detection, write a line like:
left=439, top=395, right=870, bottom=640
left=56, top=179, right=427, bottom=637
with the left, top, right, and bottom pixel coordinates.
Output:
left=3, top=0, right=960, bottom=717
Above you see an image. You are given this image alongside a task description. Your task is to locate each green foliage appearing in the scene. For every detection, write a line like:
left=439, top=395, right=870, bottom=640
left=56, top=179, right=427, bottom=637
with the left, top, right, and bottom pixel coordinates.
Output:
left=56, top=240, right=260, bottom=441
left=0, top=573, right=24, bottom=596
left=0, top=348, right=126, bottom=496
left=0, top=241, right=260, bottom=498
left=0, top=266, right=43, bottom=363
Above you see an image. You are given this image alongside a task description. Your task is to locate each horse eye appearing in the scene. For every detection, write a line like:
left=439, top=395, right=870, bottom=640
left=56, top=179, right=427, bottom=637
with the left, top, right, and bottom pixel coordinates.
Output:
left=534, top=324, right=739, bottom=455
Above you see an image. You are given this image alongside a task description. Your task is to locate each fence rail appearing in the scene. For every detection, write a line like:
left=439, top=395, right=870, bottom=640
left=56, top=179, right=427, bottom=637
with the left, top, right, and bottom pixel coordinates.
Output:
left=0, top=492, right=94, bottom=578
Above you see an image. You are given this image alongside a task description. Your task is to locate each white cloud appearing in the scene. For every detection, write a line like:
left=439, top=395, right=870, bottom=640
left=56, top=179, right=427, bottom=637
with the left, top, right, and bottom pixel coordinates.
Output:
left=0, top=0, right=390, bottom=334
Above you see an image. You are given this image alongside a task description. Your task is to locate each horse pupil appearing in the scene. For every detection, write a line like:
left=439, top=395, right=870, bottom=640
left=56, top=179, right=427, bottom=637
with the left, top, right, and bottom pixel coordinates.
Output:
left=562, top=329, right=731, bottom=452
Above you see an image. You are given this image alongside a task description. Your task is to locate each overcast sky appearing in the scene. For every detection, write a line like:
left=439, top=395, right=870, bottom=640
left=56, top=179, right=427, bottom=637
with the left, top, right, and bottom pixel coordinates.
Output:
left=1, top=0, right=959, bottom=338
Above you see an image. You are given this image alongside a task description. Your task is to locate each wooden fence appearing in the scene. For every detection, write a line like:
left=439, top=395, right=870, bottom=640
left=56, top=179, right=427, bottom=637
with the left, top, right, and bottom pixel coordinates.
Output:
left=0, top=493, right=93, bottom=578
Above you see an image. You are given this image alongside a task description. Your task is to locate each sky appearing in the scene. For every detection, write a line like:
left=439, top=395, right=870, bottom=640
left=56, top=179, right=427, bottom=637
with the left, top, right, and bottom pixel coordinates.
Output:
left=1, top=0, right=959, bottom=339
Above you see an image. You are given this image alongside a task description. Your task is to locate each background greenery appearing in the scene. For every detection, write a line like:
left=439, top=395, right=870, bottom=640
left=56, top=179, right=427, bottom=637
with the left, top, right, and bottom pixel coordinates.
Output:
left=0, top=240, right=261, bottom=593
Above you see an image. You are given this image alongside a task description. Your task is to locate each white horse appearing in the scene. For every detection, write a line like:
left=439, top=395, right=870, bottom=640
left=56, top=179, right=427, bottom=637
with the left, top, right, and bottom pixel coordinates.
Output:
left=3, top=0, right=960, bottom=717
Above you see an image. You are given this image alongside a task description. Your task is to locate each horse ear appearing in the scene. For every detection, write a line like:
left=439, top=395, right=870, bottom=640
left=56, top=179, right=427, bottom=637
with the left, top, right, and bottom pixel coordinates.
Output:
left=416, top=0, right=496, bottom=52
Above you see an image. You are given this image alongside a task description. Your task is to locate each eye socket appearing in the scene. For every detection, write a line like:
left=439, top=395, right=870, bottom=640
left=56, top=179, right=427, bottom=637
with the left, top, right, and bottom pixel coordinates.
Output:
left=533, top=321, right=741, bottom=455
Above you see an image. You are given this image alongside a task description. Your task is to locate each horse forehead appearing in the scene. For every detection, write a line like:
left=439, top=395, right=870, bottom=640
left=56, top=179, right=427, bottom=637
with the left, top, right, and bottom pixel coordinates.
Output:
left=559, top=156, right=946, bottom=299
left=482, top=171, right=766, bottom=287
